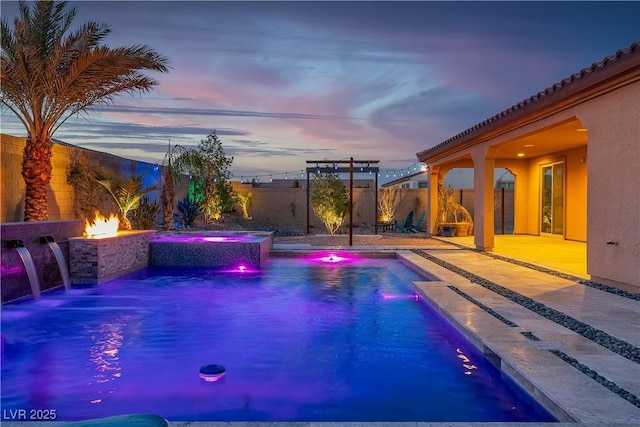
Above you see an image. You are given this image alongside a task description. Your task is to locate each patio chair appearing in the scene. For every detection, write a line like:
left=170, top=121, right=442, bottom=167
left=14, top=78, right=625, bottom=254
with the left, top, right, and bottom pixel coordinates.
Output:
left=394, top=210, right=415, bottom=233
left=410, top=211, right=426, bottom=232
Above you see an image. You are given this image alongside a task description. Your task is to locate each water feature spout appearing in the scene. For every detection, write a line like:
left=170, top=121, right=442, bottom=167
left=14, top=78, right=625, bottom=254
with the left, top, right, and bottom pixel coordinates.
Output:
left=5, top=241, right=41, bottom=300
left=39, top=236, right=71, bottom=290
left=6, top=239, right=25, bottom=248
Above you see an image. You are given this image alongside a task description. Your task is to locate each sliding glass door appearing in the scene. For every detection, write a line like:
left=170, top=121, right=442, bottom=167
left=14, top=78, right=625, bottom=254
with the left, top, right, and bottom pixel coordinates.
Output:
left=541, top=162, right=564, bottom=236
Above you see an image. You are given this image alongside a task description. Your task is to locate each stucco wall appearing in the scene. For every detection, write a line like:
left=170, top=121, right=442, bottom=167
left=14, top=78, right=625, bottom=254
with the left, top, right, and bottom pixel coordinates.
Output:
left=564, top=146, right=588, bottom=242
left=519, top=145, right=588, bottom=242
left=579, top=80, right=640, bottom=288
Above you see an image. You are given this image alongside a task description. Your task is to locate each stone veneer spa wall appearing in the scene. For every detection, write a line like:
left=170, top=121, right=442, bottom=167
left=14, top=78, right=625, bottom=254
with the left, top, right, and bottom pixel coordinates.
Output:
left=69, top=230, right=156, bottom=284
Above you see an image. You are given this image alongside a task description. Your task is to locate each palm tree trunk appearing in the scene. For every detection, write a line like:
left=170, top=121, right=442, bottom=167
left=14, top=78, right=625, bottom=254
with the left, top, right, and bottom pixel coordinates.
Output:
left=120, top=214, right=132, bottom=230
left=21, top=136, right=53, bottom=221
left=161, top=163, right=175, bottom=230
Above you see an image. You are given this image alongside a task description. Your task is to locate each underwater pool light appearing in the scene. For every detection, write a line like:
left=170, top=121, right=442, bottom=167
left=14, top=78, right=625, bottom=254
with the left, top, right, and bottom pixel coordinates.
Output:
left=218, top=265, right=260, bottom=274
left=319, top=253, right=348, bottom=263
left=203, top=236, right=228, bottom=242
left=382, top=293, right=420, bottom=301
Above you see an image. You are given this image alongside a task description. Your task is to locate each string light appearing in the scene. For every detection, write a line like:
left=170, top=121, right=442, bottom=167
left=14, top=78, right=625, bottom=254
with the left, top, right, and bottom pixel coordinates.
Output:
left=231, top=162, right=427, bottom=183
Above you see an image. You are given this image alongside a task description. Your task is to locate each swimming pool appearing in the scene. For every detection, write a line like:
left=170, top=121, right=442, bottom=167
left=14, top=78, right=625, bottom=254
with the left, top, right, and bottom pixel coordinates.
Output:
left=0, top=255, right=556, bottom=422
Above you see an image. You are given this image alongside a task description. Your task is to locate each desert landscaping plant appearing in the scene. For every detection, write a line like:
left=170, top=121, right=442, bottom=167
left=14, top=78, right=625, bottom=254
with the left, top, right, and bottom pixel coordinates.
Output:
left=236, top=191, right=254, bottom=219
left=172, top=131, right=234, bottom=222
left=160, top=141, right=191, bottom=230
left=0, top=0, right=168, bottom=221
left=377, top=186, right=403, bottom=223
left=131, top=196, right=161, bottom=230
left=310, top=173, right=349, bottom=235
left=435, top=175, right=473, bottom=235
left=66, top=150, right=106, bottom=221
left=175, top=197, right=202, bottom=228
left=96, top=174, right=158, bottom=230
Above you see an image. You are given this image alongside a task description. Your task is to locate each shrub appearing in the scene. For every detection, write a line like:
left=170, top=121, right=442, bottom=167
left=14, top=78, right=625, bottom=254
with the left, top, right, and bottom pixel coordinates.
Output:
left=95, top=174, right=158, bottom=230
left=310, top=173, right=349, bottom=235
left=236, top=191, right=254, bottom=219
left=172, top=131, right=234, bottom=222
left=175, top=197, right=202, bottom=228
left=377, top=187, right=402, bottom=223
left=131, top=197, right=160, bottom=230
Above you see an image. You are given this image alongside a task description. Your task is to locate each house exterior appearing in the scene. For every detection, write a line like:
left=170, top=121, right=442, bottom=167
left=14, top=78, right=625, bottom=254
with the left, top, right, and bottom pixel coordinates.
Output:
left=417, top=42, right=640, bottom=290
left=381, top=171, right=429, bottom=189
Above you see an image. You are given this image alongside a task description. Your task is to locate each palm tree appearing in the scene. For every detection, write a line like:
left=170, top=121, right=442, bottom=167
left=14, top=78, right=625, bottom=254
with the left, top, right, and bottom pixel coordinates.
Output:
left=96, top=174, right=158, bottom=230
left=161, top=141, right=190, bottom=230
left=0, top=0, right=169, bottom=221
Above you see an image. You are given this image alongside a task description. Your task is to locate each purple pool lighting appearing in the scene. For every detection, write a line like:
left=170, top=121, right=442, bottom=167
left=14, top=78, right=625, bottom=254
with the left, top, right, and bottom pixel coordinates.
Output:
left=382, top=293, right=420, bottom=301
left=151, top=234, right=256, bottom=243
left=149, top=232, right=272, bottom=269
left=203, top=236, right=242, bottom=242
left=320, top=253, right=347, bottom=263
left=313, top=252, right=357, bottom=264
left=219, top=264, right=261, bottom=274
left=1, top=257, right=556, bottom=422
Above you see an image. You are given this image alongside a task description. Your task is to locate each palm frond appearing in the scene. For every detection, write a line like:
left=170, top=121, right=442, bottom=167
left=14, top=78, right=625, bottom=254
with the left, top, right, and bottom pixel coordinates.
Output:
left=1, top=0, right=169, bottom=141
left=95, top=177, right=124, bottom=211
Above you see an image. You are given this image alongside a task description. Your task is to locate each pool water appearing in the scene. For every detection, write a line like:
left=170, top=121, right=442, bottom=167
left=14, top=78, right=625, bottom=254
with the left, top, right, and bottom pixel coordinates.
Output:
left=1, top=256, right=556, bottom=422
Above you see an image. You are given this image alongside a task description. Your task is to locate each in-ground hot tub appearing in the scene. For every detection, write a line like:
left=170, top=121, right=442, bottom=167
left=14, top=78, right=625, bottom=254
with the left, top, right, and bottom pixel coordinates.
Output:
left=149, top=231, right=273, bottom=269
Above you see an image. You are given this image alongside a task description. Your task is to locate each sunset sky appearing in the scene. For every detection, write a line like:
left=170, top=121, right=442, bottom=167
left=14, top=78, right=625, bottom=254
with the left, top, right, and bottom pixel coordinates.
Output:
left=1, top=1, right=639, bottom=182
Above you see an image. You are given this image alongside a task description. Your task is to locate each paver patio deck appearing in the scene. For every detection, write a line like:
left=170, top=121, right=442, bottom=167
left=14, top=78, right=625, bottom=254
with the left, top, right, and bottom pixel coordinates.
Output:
left=398, top=248, right=639, bottom=424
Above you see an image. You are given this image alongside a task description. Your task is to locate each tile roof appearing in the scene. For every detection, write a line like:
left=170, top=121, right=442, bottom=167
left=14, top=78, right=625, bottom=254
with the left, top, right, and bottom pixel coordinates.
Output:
left=417, top=41, right=640, bottom=160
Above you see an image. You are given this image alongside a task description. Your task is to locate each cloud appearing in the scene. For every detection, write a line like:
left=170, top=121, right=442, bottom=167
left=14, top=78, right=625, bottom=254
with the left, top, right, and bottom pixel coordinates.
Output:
left=369, top=86, right=492, bottom=145
left=77, top=141, right=197, bottom=154
left=102, top=105, right=348, bottom=121
left=2, top=0, right=637, bottom=179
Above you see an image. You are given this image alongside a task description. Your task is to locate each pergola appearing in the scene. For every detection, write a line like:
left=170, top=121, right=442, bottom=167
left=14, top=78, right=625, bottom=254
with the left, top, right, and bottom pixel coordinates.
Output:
left=306, top=158, right=380, bottom=245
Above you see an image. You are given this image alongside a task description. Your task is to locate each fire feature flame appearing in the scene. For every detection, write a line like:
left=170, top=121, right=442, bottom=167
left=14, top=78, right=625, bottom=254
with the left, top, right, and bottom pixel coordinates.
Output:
left=85, top=212, right=119, bottom=238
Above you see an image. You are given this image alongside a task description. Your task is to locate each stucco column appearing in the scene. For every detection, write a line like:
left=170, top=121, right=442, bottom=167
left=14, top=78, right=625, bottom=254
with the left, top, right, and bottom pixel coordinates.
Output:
left=497, top=162, right=528, bottom=235
left=471, top=146, right=496, bottom=251
left=426, top=166, right=440, bottom=236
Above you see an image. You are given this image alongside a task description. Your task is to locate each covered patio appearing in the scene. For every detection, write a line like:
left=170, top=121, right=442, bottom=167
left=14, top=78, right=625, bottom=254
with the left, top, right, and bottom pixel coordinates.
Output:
left=439, top=234, right=587, bottom=279
left=417, top=43, right=640, bottom=290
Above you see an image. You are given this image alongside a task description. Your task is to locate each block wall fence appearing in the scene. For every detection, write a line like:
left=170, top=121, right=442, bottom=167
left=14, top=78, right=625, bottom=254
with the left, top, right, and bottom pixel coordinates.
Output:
left=230, top=181, right=428, bottom=233
left=2, top=134, right=513, bottom=233
left=1, top=134, right=183, bottom=223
